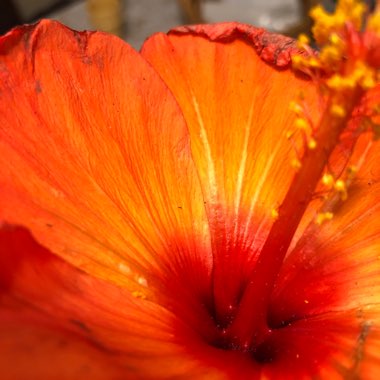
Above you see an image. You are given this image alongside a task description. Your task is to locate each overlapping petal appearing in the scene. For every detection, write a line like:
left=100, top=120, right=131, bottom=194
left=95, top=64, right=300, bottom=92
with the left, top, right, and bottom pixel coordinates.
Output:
left=141, top=23, right=320, bottom=319
left=0, top=20, right=212, bottom=301
left=0, top=225, right=227, bottom=379
left=141, top=23, right=380, bottom=376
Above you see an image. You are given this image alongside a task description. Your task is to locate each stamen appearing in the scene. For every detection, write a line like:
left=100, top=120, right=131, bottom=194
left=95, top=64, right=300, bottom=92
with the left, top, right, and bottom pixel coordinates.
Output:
left=316, top=211, right=334, bottom=225
left=308, top=138, right=317, bottom=150
left=322, top=173, right=335, bottom=187
left=295, top=117, right=309, bottom=130
left=334, top=179, right=348, bottom=200
left=225, top=0, right=380, bottom=350
left=330, top=104, right=346, bottom=118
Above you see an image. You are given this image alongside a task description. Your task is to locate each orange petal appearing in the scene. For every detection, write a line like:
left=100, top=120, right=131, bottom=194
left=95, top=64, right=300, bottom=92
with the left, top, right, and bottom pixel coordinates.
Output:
left=0, top=20, right=211, bottom=298
left=141, top=23, right=319, bottom=319
left=261, top=310, right=380, bottom=380
left=0, top=319, right=128, bottom=380
left=268, top=131, right=380, bottom=375
left=272, top=132, right=380, bottom=312
left=0, top=225, right=226, bottom=379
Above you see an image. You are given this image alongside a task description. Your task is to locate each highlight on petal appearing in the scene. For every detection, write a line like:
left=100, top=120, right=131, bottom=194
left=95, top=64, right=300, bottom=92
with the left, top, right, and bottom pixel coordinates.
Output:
left=141, top=22, right=320, bottom=323
left=142, top=22, right=380, bottom=378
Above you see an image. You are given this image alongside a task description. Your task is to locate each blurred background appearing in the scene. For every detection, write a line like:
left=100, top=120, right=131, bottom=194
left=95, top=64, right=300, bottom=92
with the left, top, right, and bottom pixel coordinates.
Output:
left=0, top=0, right=377, bottom=49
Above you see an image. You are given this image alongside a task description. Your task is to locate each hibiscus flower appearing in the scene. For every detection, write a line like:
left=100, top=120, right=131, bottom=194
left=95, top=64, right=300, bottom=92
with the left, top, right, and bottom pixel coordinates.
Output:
left=1, top=1, right=380, bottom=379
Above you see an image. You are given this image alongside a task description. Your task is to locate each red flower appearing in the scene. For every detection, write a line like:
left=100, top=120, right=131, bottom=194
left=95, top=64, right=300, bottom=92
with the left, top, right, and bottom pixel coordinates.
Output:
left=0, top=16, right=379, bottom=379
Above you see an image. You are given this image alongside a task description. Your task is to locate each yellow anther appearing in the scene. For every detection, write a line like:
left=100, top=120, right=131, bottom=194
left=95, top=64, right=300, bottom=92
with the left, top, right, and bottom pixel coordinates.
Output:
left=308, top=57, right=320, bottom=68
left=368, top=12, right=380, bottom=34
left=297, top=33, right=310, bottom=49
left=289, top=101, right=303, bottom=115
left=336, top=0, right=365, bottom=30
left=291, top=158, right=302, bottom=170
left=308, top=138, right=317, bottom=150
left=330, top=104, right=346, bottom=118
left=304, top=299, right=309, bottom=304
left=316, top=211, right=334, bottom=225
left=320, top=46, right=341, bottom=65
left=361, top=75, right=376, bottom=90
left=334, top=179, right=346, bottom=191
left=310, top=0, right=366, bottom=60
left=334, top=179, right=348, bottom=200
left=271, top=208, right=279, bottom=220
left=322, top=173, right=335, bottom=187
left=291, top=54, right=304, bottom=69
left=329, top=33, right=342, bottom=45
left=295, top=117, right=309, bottom=130
left=327, top=74, right=356, bottom=90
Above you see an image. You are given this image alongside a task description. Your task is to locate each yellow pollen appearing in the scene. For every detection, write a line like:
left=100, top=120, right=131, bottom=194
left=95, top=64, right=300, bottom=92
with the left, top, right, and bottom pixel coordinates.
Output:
left=295, top=117, right=309, bottom=130
left=329, top=33, right=342, bottom=45
left=271, top=208, right=279, bottom=220
left=308, top=57, right=320, bottom=68
left=322, top=173, right=335, bottom=187
left=334, top=179, right=348, bottom=200
left=316, top=212, right=334, bottom=225
left=297, top=33, right=310, bottom=49
left=327, top=75, right=356, bottom=90
left=368, top=12, right=380, bottom=33
left=291, top=158, right=302, bottom=170
left=291, top=54, right=304, bottom=69
left=289, top=101, right=303, bottom=115
left=361, top=75, right=376, bottom=90
left=308, top=138, right=317, bottom=150
left=334, top=179, right=345, bottom=190
left=311, top=0, right=366, bottom=45
left=320, top=46, right=341, bottom=65
left=330, top=103, right=346, bottom=118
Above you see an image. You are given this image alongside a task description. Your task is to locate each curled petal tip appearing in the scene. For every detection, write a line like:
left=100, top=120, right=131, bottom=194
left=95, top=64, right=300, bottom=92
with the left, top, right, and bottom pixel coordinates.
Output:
left=168, top=22, right=300, bottom=68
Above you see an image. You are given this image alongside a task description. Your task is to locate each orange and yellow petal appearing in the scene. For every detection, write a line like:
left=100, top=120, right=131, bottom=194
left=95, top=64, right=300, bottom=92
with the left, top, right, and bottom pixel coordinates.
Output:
left=0, top=20, right=212, bottom=299
left=141, top=23, right=320, bottom=319
left=141, top=22, right=380, bottom=376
